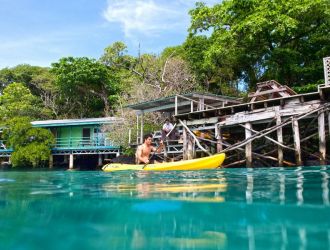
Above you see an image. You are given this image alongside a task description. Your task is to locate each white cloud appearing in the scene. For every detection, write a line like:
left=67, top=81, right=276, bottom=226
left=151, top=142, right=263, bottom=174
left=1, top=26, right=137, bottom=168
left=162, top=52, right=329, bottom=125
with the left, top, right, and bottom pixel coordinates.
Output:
left=103, top=0, right=193, bottom=38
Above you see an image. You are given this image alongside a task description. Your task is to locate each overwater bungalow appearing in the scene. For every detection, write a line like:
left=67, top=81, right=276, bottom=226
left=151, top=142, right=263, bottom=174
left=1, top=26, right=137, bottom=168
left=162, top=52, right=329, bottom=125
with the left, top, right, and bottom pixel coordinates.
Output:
left=0, top=117, right=123, bottom=169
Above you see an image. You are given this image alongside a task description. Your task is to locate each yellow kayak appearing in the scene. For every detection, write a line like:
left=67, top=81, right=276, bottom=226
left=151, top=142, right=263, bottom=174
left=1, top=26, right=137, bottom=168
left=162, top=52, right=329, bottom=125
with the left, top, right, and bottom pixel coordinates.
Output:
left=102, top=153, right=225, bottom=172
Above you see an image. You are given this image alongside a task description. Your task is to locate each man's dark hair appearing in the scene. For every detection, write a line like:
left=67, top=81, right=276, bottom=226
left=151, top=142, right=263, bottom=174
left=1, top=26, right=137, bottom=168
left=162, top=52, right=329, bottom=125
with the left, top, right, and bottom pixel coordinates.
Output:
left=143, top=133, right=153, bottom=141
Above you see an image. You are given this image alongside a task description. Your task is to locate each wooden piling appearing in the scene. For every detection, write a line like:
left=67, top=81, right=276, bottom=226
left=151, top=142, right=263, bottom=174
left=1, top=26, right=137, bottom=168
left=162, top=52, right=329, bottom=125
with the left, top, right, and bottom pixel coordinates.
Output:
left=182, top=121, right=187, bottom=160
left=318, top=111, right=326, bottom=165
left=276, top=110, right=284, bottom=166
left=187, top=135, right=194, bottom=160
left=215, top=124, right=223, bottom=153
left=69, top=154, right=74, bottom=169
left=49, top=155, right=53, bottom=168
left=292, top=117, right=302, bottom=166
left=245, top=122, right=252, bottom=167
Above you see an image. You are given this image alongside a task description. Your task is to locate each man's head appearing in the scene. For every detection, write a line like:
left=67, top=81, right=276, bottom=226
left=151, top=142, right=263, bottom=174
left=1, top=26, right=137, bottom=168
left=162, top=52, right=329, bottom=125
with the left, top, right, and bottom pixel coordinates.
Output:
left=143, top=134, right=153, bottom=145
left=165, top=118, right=170, bottom=124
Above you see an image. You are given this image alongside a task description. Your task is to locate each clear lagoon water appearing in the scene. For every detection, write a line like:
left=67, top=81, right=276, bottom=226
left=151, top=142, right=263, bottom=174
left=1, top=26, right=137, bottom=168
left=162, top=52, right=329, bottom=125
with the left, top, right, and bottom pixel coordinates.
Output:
left=0, top=166, right=330, bottom=250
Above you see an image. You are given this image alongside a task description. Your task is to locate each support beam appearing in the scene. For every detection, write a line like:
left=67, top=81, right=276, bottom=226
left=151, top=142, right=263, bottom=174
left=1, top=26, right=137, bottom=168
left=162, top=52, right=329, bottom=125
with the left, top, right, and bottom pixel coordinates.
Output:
left=182, top=122, right=188, bottom=160
left=318, top=111, right=326, bottom=165
left=49, top=155, right=53, bottom=169
left=69, top=154, right=74, bottom=169
left=187, top=135, right=194, bottom=160
left=128, top=129, right=131, bottom=144
left=245, top=122, right=253, bottom=167
left=175, top=95, right=178, bottom=115
left=98, top=154, right=103, bottom=166
left=140, top=113, right=144, bottom=144
left=292, top=118, right=302, bottom=166
left=276, top=111, right=284, bottom=166
left=215, top=124, right=223, bottom=153
left=136, top=115, right=139, bottom=144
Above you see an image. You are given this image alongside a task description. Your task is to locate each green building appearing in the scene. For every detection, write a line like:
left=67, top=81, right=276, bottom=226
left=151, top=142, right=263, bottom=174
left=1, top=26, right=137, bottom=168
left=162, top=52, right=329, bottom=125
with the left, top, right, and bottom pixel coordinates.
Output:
left=0, top=117, right=122, bottom=169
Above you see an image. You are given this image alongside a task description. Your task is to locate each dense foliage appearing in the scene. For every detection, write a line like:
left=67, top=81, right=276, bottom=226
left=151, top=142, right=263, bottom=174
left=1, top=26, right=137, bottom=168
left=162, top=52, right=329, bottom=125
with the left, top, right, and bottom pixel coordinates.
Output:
left=0, top=0, right=329, bottom=163
left=185, top=0, right=330, bottom=92
left=2, top=117, right=55, bottom=167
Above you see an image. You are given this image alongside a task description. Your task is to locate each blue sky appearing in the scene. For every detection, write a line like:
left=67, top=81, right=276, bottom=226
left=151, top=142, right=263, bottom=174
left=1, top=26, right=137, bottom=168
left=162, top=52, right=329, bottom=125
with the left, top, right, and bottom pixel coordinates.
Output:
left=0, top=0, right=218, bottom=69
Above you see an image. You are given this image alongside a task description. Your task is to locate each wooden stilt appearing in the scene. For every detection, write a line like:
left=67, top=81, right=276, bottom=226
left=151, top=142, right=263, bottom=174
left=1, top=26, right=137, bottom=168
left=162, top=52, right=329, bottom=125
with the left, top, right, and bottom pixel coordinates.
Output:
left=49, top=155, right=53, bottom=169
left=292, top=117, right=302, bottom=166
left=187, top=135, right=194, bottom=160
left=140, top=113, right=144, bottom=144
left=245, top=122, right=252, bottom=167
left=215, top=124, right=223, bottom=153
left=276, top=111, right=284, bottom=166
left=69, top=154, right=74, bottom=169
left=136, top=115, right=139, bottom=144
left=175, top=96, right=178, bottom=115
left=182, top=121, right=188, bottom=160
left=318, top=111, right=326, bottom=165
left=128, top=129, right=131, bottom=144
left=98, top=154, right=103, bottom=166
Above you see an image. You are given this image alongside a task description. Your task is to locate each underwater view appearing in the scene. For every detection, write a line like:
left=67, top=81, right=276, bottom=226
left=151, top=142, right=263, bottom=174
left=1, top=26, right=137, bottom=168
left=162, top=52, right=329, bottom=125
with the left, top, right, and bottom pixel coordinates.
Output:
left=0, top=166, right=329, bottom=250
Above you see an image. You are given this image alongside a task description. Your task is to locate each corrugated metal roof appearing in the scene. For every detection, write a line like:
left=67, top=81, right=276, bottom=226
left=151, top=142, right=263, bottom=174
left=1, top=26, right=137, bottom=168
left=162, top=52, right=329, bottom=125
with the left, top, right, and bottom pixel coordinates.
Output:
left=126, top=92, right=241, bottom=113
left=31, top=117, right=124, bottom=127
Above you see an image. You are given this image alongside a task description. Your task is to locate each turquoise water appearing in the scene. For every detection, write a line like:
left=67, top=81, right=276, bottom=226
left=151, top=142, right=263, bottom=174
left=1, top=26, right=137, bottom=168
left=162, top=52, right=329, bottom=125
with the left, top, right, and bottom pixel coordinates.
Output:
left=0, top=167, right=330, bottom=250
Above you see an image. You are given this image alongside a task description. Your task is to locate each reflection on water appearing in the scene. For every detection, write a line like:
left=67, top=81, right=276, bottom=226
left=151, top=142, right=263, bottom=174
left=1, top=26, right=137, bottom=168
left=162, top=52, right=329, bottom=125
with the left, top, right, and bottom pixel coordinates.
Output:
left=0, top=166, right=329, bottom=250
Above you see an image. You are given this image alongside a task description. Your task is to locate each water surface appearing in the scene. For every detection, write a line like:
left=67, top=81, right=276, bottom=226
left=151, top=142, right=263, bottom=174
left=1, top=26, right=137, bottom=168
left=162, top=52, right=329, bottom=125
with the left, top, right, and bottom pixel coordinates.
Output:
left=0, top=166, right=330, bottom=250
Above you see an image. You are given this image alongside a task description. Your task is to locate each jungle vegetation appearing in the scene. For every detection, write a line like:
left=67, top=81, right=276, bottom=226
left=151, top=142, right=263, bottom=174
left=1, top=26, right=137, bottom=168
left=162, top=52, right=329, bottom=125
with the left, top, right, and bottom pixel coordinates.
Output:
left=0, top=0, right=329, bottom=165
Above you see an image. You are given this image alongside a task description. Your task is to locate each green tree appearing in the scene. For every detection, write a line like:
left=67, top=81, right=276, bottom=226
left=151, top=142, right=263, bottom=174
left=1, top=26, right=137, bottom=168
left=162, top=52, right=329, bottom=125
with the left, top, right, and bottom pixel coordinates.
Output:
left=51, top=57, right=121, bottom=117
left=3, top=117, right=55, bottom=168
left=0, top=82, right=45, bottom=122
left=186, top=0, right=330, bottom=92
left=0, top=64, right=55, bottom=117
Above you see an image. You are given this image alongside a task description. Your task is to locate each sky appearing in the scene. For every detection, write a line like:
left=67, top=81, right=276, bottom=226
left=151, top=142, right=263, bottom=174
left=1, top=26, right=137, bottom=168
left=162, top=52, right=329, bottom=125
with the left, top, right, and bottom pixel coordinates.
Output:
left=0, top=0, right=219, bottom=69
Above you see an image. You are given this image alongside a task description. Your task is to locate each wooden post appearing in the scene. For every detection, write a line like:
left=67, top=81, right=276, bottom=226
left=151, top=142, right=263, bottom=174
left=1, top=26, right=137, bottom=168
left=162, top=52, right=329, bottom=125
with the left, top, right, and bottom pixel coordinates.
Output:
left=175, top=96, right=178, bottom=115
left=215, top=124, right=223, bottom=153
left=128, top=129, right=131, bottom=145
left=190, top=101, right=194, bottom=113
left=136, top=114, right=139, bottom=144
left=182, top=125, right=187, bottom=160
left=187, top=135, right=194, bottom=160
left=69, top=154, right=74, bottom=169
left=245, top=122, right=252, bottom=167
left=140, top=113, right=144, bottom=144
left=323, top=57, right=330, bottom=86
left=63, top=155, right=68, bottom=164
left=276, top=110, right=283, bottom=166
left=98, top=154, right=103, bottom=166
left=292, top=117, right=302, bottom=166
left=198, top=98, right=205, bottom=111
left=318, top=111, right=326, bottom=165
left=49, top=155, right=53, bottom=169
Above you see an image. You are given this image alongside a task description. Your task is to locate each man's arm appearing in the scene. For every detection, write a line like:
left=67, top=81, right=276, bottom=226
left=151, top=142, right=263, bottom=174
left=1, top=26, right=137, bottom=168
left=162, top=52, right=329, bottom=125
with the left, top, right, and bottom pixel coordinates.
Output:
left=152, top=140, right=164, bottom=153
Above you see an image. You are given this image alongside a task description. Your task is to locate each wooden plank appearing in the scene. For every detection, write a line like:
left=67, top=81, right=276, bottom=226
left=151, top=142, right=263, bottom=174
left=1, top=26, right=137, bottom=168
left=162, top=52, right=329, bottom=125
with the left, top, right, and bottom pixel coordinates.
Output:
left=318, top=111, right=326, bottom=165
left=185, top=117, right=219, bottom=126
left=220, top=103, right=322, bottom=126
left=292, top=118, right=302, bottom=166
left=248, top=87, right=288, bottom=98
left=245, top=122, right=253, bottom=167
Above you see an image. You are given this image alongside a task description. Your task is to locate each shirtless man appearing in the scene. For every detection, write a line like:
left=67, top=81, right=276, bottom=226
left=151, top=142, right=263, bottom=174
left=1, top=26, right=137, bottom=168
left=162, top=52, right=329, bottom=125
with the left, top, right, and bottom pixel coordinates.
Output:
left=135, top=134, right=163, bottom=164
